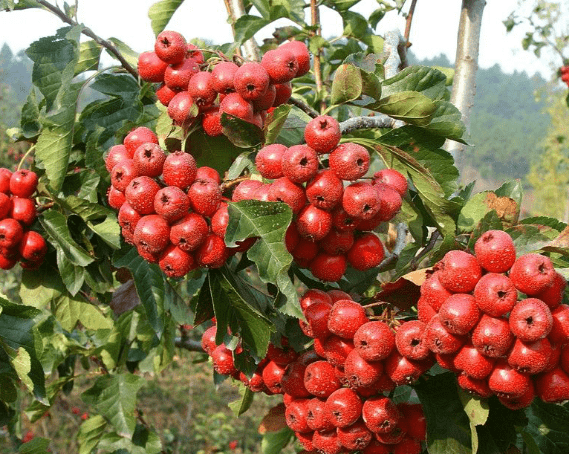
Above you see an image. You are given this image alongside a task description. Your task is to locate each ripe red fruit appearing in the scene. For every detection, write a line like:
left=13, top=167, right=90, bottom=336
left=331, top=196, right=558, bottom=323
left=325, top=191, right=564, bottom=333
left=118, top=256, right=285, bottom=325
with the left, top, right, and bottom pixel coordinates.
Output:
left=303, top=301, right=332, bottom=339
left=255, top=144, right=286, bottom=179
left=201, top=325, right=217, bottom=354
left=162, top=151, right=197, bottom=190
left=509, top=298, right=553, bottom=342
left=453, top=342, right=495, bottom=379
left=353, top=321, right=395, bottom=362
left=281, top=145, right=319, bottom=184
left=137, top=51, right=168, bottom=82
left=508, top=337, right=553, bottom=375
left=347, top=233, right=385, bottom=271
left=281, top=362, right=311, bottom=398
left=154, top=186, right=190, bottom=223
left=0, top=251, right=17, bottom=270
left=252, top=84, right=277, bottom=111
left=312, top=430, right=343, bottom=454
left=498, top=382, right=536, bottom=410
left=329, top=143, right=370, bottom=180
left=420, top=271, right=452, bottom=312
left=118, top=202, right=141, bottom=233
left=325, top=387, right=362, bottom=428
left=202, top=106, right=223, bottom=136
left=536, top=272, right=567, bottom=309
left=133, top=215, right=170, bottom=255
left=417, top=296, right=437, bottom=324
left=488, top=358, right=532, bottom=399
left=322, top=335, right=355, bottom=367
left=291, top=237, right=319, bottom=268
left=10, top=169, right=38, bottom=198
left=309, top=253, right=347, bottom=282
left=125, top=176, right=161, bottom=215
left=397, top=403, right=426, bottom=442
left=362, top=396, right=401, bottom=433
left=423, top=314, right=465, bottom=355
left=384, top=350, right=432, bottom=385
left=262, top=360, right=287, bottom=394
left=300, top=288, right=333, bottom=312
left=393, top=437, right=422, bottom=454
left=473, top=273, right=517, bottom=317
left=105, top=144, right=131, bottom=172
left=124, top=126, right=158, bottom=157
left=328, top=300, right=369, bottom=339
left=304, top=115, right=342, bottom=154
left=111, top=159, right=138, bottom=192
left=0, top=168, right=12, bottom=193
left=331, top=206, right=358, bottom=232
left=304, top=360, right=341, bottom=398
left=374, top=183, right=403, bottom=221
left=510, top=253, right=556, bottom=296
left=307, top=397, right=336, bottom=432
left=211, top=61, right=239, bottom=94
left=474, top=229, right=516, bottom=273
left=337, top=419, right=373, bottom=451
left=133, top=143, right=166, bottom=177
left=195, top=234, right=227, bottom=268
left=471, top=314, right=514, bottom=358
left=169, top=213, right=208, bottom=252
left=534, top=367, right=569, bottom=403
left=156, top=83, right=178, bottom=106
left=0, top=218, right=24, bottom=250
left=195, top=166, right=221, bottom=184
left=319, top=229, right=354, bottom=256
left=159, top=245, right=195, bottom=278
left=395, top=320, right=430, bottom=360
left=108, top=189, right=127, bottom=211
left=154, top=30, right=187, bottom=64
left=187, top=71, right=217, bottom=108
left=211, top=344, right=237, bottom=375
left=10, top=197, right=36, bottom=226
left=343, top=348, right=384, bottom=387
left=261, top=48, right=299, bottom=83
left=285, top=399, right=312, bottom=433
left=267, top=177, right=306, bottom=214
left=342, top=182, right=381, bottom=220
left=280, top=40, right=311, bottom=76
left=372, top=168, right=407, bottom=196
left=436, top=249, right=482, bottom=293
left=18, top=231, right=47, bottom=263
left=233, top=62, right=270, bottom=101
left=210, top=203, right=229, bottom=238
left=273, top=81, right=293, bottom=106
left=219, top=92, right=254, bottom=121
left=232, top=179, right=262, bottom=202
left=187, top=178, right=222, bottom=217
left=439, top=293, right=481, bottom=335
left=306, top=170, right=344, bottom=211
left=549, top=304, right=569, bottom=345
left=164, top=58, right=200, bottom=90
left=457, top=372, right=493, bottom=398
left=168, top=91, right=196, bottom=126
left=296, top=205, right=332, bottom=241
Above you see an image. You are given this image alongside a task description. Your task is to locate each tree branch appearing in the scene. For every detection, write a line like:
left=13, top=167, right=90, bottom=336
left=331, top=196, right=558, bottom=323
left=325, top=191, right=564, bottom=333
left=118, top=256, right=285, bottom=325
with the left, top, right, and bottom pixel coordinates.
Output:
left=310, top=0, right=326, bottom=114
left=224, top=0, right=261, bottom=61
left=444, top=0, right=486, bottom=164
left=404, top=0, right=418, bottom=46
left=35, top=0, right=138, bottom=79
left=288, top=96, right=320, bottom=118
left=339, top=115, right=396, bottom=134
left=175, top=337, right=205, bottom=353
left=378, top=222, right=409, bottom=269
left=383, top=29, right=407, bottom=77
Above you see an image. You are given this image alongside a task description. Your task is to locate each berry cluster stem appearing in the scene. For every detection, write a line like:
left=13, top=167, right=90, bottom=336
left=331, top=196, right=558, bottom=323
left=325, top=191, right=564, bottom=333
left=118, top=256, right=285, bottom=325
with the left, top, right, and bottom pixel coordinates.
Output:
left=310, top=0, right=326, bottom=114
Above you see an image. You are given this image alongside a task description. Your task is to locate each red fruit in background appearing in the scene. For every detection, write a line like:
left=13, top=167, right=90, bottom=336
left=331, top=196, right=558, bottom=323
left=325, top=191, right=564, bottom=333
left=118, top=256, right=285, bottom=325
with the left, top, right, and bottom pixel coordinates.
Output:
left=195, top=234, right=227, bottom=268
left=201, top=325, right=218, bottom=354
left=159, top=245, right=195, bottom=278
left=0, top=168, right=12, bottom=193
left=307, top=397, right=336, bottom=431
left=395, top=320, right=430, bottom=360
left=304, top=115, right=341, bottom=154
left=471, top=314, right=514, bottom=358
left=457, top=372, right=493, bottom=398
left=133, top=143, right=166, bottom=177
left=474, top=229, right=516, bottom=273
left=343, top=348, right=384, bottom=387
left=548, top=304, right=569, bottom=345
left=328, top=299, right=369, bottom=339
left=10, top=197, right=36, bottom=226
left=453, top=342, right=495, bottom=379
left=187, top=71, right=217, bottom=108
left=22, top=431, right=34, bottom=443
left=536, top=272, right=567, bottom=309
left=195, top=166, right=221, bottom=184
left=133, top=215, right=170, bottom=255
left=347, top=233, right=384, bottom=271
left=353, top=321, right=395, bottom=362
left=262, top=360, right=287, bottom=394
left=211, top=344, right=237, bottom=375
left=534, top=366, right=569, bottom=403
left=0, top=218, right=24, bottom=249
left=281, top=362, right=311, bottom=398
left=267, top=177, right=307, bottom=215
left=508, top=337, right=553, bottom=375
left=280, top=40, right=311, bottom=77
left=123, top=126, right=158, bottom=157
left=303, top=301, right=332, bottom=339
left=437, top=249, right=482, bottom=293
left=304, top=360, right=341, bottom=398
left=162, top=151, right=197, bottom=190
left=261, top=48, right=299, bottom=83
left=19, top=230, right=47, bottom=263
left=319, top=228, right=354, bottom=256
left=228, top=440, right=238, bottom=450
left=488, top=359, right=532, bottom=399
left=154, top=186, right=190, bottom=223
left=423, top=314, right=465, bottom=355
left=509, top=298, right=553, bottom=342
left=281, top=145, right=319, bottom=184
left=337, top=419, right=373, bottom=451
left=202, top=105, right=223, bottom=136
left=362, top=396, right=400, bottom=433
left=10, top=169, right=37, bottom=198
left=138, top=51, right=169, bottom=82
left=255, top=144, right=286, bottom=179
left=473, top=273, right=517, bottom=317
left=164, top=57, right=200, bottom=90
left=156, top=83, right=179, bottom=106
left=510, top=253, right=556, bottom=296
left=296, top=205, right=332, bottom=241
left=329, top=143, right=370, bottom=181
left=312, top=430, right=343, bottom=454
left=211, top=61, right=239, bottom=94
left=306, top=170, right=344, bottom=211
left=309, top=252, right=347, bottom=282
left=105, top=144, right=131, bottom=172
left=372, top=168, right=407, bottom=196
left=188, top=178, right=222, bottom=217
left=219, top=92, right=254, bottom=121
left=374, top=183, right=403, bottom=221
left=323, top=335, right=354, bottom=367
left=325, top=387, right=362, bottom=428
left=154, top=30, right=187, bottom=64
left=233, top=62, right=270, bottom=101
left=420, top=271, right=452, bottom=312
left=125, top=176, right=161, bottom=215
left=118, top=202, right=141, bottom=233
left=439, top=293, right=481, bottom=335
left=168, top=91, right=196, bottom=126
left=342, top=182, right=381, bottom=220
left=273, top=81, right=292, bottom=106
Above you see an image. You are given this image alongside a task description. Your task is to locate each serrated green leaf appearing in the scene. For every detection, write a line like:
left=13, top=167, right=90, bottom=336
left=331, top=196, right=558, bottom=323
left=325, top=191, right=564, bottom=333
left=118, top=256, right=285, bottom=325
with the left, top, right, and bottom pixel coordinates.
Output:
left=520, top=217, right=568, bottom=232
left=261, top=427, right=294, bottom=454
left=425, top=100, right=468, bottom=143
left=228, top=383, right=254, bottom=416
left=264, top=104, right=292, bottom=145
left=54, top=293, right=111, bottom=331
left=90, top=73, right=140, bottom=99
left=458, top=192, right=494, bottom=234
left=56, top=248, right=85, bottom=296
left=381, top=65, right=448, bottom=101
left=148, top=0, right=185, bottom=36
left=331, top=64, right=363, bottom=105
left=234, top=15, right=270, bottom=44
left=221, top=113, right=264, bottom=148
left=373, top=91, right=436, bottom=126
left=75, top=40, right=102, bottom=75
left=18, top=437, right=50, bottom=454
left=40, top=210, right=94, bottom=266
left=226, top=201, right=300, bottom=318
left=524, top=400, right=569, bottom=454
left=507, top=224, right=558, bottom=256
left=82, top=374, right=145, bottom=439
left=494, top=179, right=523, bottom=209
left=77, top=415, right=108, bottom=454
left=106, top=38, right=139, bottom=70
left=458, top=386, right=489, bottom=454
left=20, top=89, right=41, bottom=138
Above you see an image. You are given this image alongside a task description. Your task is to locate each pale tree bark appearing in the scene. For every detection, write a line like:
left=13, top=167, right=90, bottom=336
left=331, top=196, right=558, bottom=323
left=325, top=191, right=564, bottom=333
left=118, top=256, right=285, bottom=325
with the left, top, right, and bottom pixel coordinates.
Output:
left=445, top=0, right=486, bottom=167
left=223, top=0, right=261, bottom=61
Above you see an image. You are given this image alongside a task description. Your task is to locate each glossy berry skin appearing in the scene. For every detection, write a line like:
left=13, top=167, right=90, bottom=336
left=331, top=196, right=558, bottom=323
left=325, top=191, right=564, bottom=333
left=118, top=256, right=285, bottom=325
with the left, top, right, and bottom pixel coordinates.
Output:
left=300, top=289, right=333, bottom=312
left=187, top=71, right=217, bottom=108
left=111, top=160, right=138, bottom=192
left=536, top=272, right=567, bottom=309
left=384, top=350, right=431, bottom=385
left=162, top=151, right=197, bottom=190
left=312, top=430, right=343, bottom=454
left=534, top=367, right=569, bottom=403
left=471, top=314, right=514, bottom=358
left=233, top=62, right=270, bottom=102
left=474, top=229, right=516, bottom=273
left=457, top=373, right=493, bottom=398
left=219, top=92, right=254, bottom=121
left=211, top=344, right=237, bottom=376
left=137, top=51, right=168, bottom=82
left=201, top=325, right=218, bottom=354
left=168, top=91, right=195, bottom=126
left=353, top=321, right=395, bottom=362
left=201, top=106, right=223, bottom=136
left=18, top=231, right=47, bottom=263
left=118, top=202, right=141, bottom=233
left=10, top=197, right=36, bottom=226
left=347, top=233, right=385, bottom=271
left=322, top=336, right=354, bottom=367
left=343, top=349, right=384, bottom=387
left=169, top=213, right=208, bottom=252
left=232, top=180, right=262, bottom=202
left=109, top=187, right=127, bottom=212
left=211, top=61, right=239, bottom=94
left=124, top=126, right=158, bottom=157
left=509, top=298, right=553, bottom=342
left=328, top=299, right=369, bottom=339
left=306, top=170, right=344, bottom=211
left=438, top=293, right=481, bottom=335
left=453, top=342, right=495, bottom=379
left=154, top=30, right=187, bottom=64
left=395, top=320, right=430, bottom=360
left=337, top=420, right=373, bottom=451
left=133, top=143, right=166, bottom=177
left=188, top=179, right=222, bottom=217
left=304, top=360, right=342, bottom=398
left=510, top=253, right=556, bottom=296
left=296, top=205, right=332, bottom=241
left=105, top=144, right=131, bottom=172
left=303, top=301, right=333, bottom=339
left=253, top=84, right=277, bottom=111
left=273, top=81, right=293, bottom=106
left=374, top=183, right=403, bottom=221
left=0, top=169, right=10, bottom=194
left=309, top=253, right=347, bottom=282
left=362, top=396, right=400, bottom=433
left=195, top=234, right=227, bottom=268
left=159, top=245, right=195, bottom=278
left=329, top=143, right=370, bottom=181
left=420, top=271, right=452, bottom=312
left=488, top=359, right=532, bottom=399
left=281, top=362, right=311, bottom=398
left=164, top=58, right=200, bottom=90
left=10, top=170, right=38, bottom=198
left=280, top=40, right=311, bottom=76
left=498, top=382, right=536, bottom=410
left=473, top=273, right=518, bottom=317
left=261, top=48, right=299, bottom=83
left=281, top=145, right=319, bottom=184
left=210, top=203, right=229, bottom=238
left=133, top=215, right=170, bottom=255
left=319, top=229, right=354, bottom=256
left=325, top=388, right=362, bottom=428
left=291, top=237, right=319, bottom=268
left=267, top=177, right=306, bottom=214
left=255, top=144, right=286, bottom=179
left=307, top=397, right=336, bottom=432
left=372, top=168, right=407, bottom=196
left=125, top=176, right=161, bottom=215
left=342, top=182, right=381, bottom=221
left=156, top=83, right=178, bottom=106
left=423, top=314, right=466, bottom=355
left=437, top=250, right=482, bottom=293
left=285, top=399, right=312, bottom=433
left=549, top=304, right=569, bottom=345
left=304, top=115, right=341, bottom=154
left=507, top=337, right=553, bottom=375
left=196, top=166, right=221, bottom=184
left=397, top=403, right=426, bottom=442
left=154, top=186, right=190, bottom=224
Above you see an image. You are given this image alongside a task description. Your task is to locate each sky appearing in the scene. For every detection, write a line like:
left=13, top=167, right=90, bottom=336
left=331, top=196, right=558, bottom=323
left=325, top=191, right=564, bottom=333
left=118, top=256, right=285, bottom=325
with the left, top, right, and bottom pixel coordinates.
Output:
left=0, top=0, right=567, bottom=80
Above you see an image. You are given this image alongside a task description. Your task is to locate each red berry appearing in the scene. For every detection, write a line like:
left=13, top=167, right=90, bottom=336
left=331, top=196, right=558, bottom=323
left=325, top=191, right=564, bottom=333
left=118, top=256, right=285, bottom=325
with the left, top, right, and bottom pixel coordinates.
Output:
left=488, top=358, right=532, bottom=399
left=138, top=51, right=168, bottom=82
left=474, top=229, right=516, bottom=273
left=534, top=367, right=569, bottom=403
left=510, top=253, right=556, bottom=296
left=133, top=143, right=166, bottom=177
left=255, top=144, right=286, bottom=179
left=111, top=159, right=138, bottom=192
left=439, top=293, right=481, bottom=335
left=343, top=348, right=384, bottom=387
left=304, top=115, right=341, bottom=154
left=395, top=320, right=430, bottom=360
left=329, top=143, right=370, bottom=180
left=453, top=342, right=495, bottom=379
left=162, top=151, right=197, bottom=190
left=105, top=144, right=131, bottom=172
left=423, top=314, right=465, bottom=355
left=154, top=30, right=187, bottom=64
left=133, top=215, right=170, bottom=255
left=436, top=250, right=482, bottom=293
left=372, top=169, right=407, bottom=196
left=267, top=177, right=306, bottom=214
left=211, top=61, right=239, bottom=94
left=362, top=396, right=400, bottom=433
left=508, top=337, right=553, bottom=375
left=219, top=92, right=254, bottom=121
left=328, top=299, right=369, bottom=339
left=509, top=298, right=553, bottom=342
left=10, top=169, right=38, bottom=198
left=188, top=178, right=222, bottom=217
left=473, top=273, right=518, bottom=317
left=306, top=170, right=344, bottom=211
left=125, top=176, right=161, bottom=215
left=168, top=91, right=196, bottom=126
left=261, top=48, right=299, bottom=84
left=325, top=387, right=362, bottom=428
left=297, top=205, right=332, bottom=241
left=347, top=233, right=385, bottom=270
left=164, top=58, right=200, bottom=90
left=337, top=419, right=373, bottom=451
left=304, top=360, right=342, bottom=398
left=154, top=186, right=190, bottom=223
left=124, top=126, right=158, bottom=157
left=18, top=231, right=47, bottom=263
left=280, top=40, right=311, bottom=76
left=342, top=182, right=381, bottom=221
left=307, top=397, right=336, bottom=432
left=195, top=234, right=227, bottom=268
left=233, top=62, right=270, bottom=102
left=309, top=253, right=347, bottom=282
left=549, top=304, right=569, bottom=345
left=281, top=145, right=319, bottom=184
left=471, top=314, right=514, bottom=358
left=10, top=197, right=36, bottom=226
left=159, top=245, right=195, bottom=278
left=187, top=71, right=217, bottom=108
left=353, top=321, right=395, bottom=362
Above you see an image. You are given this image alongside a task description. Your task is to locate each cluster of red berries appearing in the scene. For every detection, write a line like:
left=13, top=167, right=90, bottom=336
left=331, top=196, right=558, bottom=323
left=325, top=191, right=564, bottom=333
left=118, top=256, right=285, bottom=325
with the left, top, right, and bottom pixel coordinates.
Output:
left=106, top=126, right=254, bottom=277
left=561, top=65, right=569, bottom=86
left=416, top=230, right=569, bottom=409
left=231, top=115, right=406, bottom=282
left=138, top=30, right=310, bottom=134
left=0, top=168, right=47, bottom=270
left=202, top=289, right=429, bottom=454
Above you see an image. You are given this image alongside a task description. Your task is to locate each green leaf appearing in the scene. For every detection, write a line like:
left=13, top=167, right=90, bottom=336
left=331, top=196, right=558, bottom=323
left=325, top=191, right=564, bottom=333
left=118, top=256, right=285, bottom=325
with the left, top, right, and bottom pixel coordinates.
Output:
left=234, top=15, right=270, bottom=44
left=524, top=400, right=569, bottom=454
left=381, top=65, right=448, bottom=101
left=323, top=0, right=361, bottom=11
left=90, top=73, right=140, bottom=99
left=40, top=210, right=94, bottom=266
left=75, top=40, right=102, bottom=75
left=331, top=64, right=363, bottom=105
left=56, top=249, right=85, bottom=296
left=20, top=266, right=66, bottom=310
left=261, top=427, right=294, bottom=454
left=0, top=0, right=40, bottom=11
left=425, top=100, right=468, bottom=143
left=20, top=90, right=42, bottom=139
left=507, top=224, right=558, bottom=256
left=341, top=10, right=369, bottom=39
left=520, top=217, right=568, bottom=232
left=264, top=104, right=292, bottom=145
left=82, top=374, right=145, bottom=439
left=228, top=383, right=254, bottom=416
left=274, top=106, right=311, bottom=147
left=106, top=38, right=139, bottom=70
left=458, top=387, right=489, bottom=453
left=250, top=0, right=305, bottom=23
left=373, top=91, right=436, bottom=126
left=226, top=201, right=300, bottom=318
left=468, top=210, right=504, bottom=250
left=55, top=296, right=112, bottom=331
left=148, top=0, right=185, bottom=36
left=77, top=415, right=108, bottom=454
left=221, top=113, right=264, bottom=148
left=458, top=192, right=494, bottom=233
left=18, top=437, right=50, bottom=454
left=415, top=373, right=472, bottom=454
left=494, top=179, right=523, bottom=209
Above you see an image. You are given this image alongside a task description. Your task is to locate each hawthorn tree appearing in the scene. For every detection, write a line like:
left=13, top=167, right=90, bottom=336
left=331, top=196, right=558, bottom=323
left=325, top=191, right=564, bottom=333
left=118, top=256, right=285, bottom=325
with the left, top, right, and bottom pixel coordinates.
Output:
left=0, top=0, right=568, bottom=453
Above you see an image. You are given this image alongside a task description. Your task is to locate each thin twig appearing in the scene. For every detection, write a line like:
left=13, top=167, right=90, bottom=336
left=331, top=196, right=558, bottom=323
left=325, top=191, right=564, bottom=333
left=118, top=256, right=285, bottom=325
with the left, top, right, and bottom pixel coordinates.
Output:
left=310, top=0, right=326, bottom=114
left=35, top=0, right=138, bottom=79
left=175, top=337, right=205, bottom=353
left=410, top=229, right=441, bottom=270
left=378, top=222, right=409, bottom=269
left=340, top=115, right=396, bottom=134
left=288, top=97, right=320, bottom=118
left=403, top=0, right=418, bottom=46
